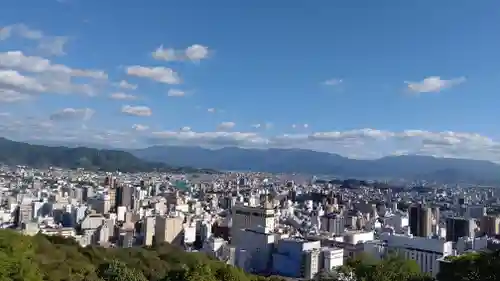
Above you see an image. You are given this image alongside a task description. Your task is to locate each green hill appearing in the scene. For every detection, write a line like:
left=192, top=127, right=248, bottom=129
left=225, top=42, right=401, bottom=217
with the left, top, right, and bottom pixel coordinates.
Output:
left=0, top=229, right=277, bottom=281
left=0, top=229, right=496, bottom=281
left=0, top=137, right=218, bottom=173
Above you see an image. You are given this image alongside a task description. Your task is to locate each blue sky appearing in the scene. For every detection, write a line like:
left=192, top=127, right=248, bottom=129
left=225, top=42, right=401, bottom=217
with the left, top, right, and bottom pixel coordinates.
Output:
left=1, top=0, right=500, bottom=161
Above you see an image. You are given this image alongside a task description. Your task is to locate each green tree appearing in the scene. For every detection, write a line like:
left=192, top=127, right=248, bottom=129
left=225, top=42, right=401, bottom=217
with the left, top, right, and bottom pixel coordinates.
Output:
left=97, top=260, right=147, bottom=281
left=370, top=254, right=421, bottom=281
left=314, top=268, right=339, bottom=281
left=437, top=251, right=500, bottom=281
left=0, top=230, right=42, bottom=281
left=343, top=252, right=425, bottom=281
left=215, top=266, right=250, bottom=281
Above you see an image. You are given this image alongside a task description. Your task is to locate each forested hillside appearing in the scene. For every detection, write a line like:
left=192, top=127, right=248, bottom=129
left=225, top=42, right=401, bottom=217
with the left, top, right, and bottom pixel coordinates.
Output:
left=0, top=229, right=497, bottom=281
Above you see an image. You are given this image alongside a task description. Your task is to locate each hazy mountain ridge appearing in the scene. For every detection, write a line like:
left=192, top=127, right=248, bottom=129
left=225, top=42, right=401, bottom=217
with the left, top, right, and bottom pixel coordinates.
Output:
left=0, top=138, right=217, bottom=173
left=132, top=146, right=500, bottom=183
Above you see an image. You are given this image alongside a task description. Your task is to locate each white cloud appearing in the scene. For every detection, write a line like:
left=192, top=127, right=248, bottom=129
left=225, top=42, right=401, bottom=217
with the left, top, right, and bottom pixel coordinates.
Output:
left=145, top=128, right=500, bottom=162
left=185, top=44, right=209, bottom=61
left=323, top=78, right=343, bottom=86
left=0, top=70, right=46, bottom=92
left=217, top=122, right=236, bottom=131
left=38, top=36, right=68, bottom=56
left=126, top=65, right=180, bottom=84
left=115, top=80, right=137, bottom=90
left=252, top=123, right=272, bottom=129
left=167, top=89, right=186, bottom=97
left=207, top=108, right=216, bottom=113
left=110, top=92, right=137, bottom=100
left=405, top=76, right=466, bottom=93
left=2, top=120, right=500, bottom=163
left=0, top=89, right=31, bottom=102
left=132, top=124, right=149, bottom=131
left=0, top=118, right=139, bottom=147
left=152, top=46, right=177, bottom=61
left=0, top=51, right=106, bottom=79
left=152, top=44, right=210, bottom=62
left=0, top=24, right=42, bottom=40
left=0, top=24, right=68, bottom=56
left=151, top=131, right=264, bottom=147
left=50, top=108, right=95, bottom=121
left=122, top=105, right=152, bottom=117
left=292, top=123, right=309, bottom=129
left=0, top=51, right=106, bottom=97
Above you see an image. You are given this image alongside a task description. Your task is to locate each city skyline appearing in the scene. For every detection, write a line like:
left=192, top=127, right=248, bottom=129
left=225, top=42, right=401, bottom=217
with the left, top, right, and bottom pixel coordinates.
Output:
left=1, top=1, right=500, bottom=161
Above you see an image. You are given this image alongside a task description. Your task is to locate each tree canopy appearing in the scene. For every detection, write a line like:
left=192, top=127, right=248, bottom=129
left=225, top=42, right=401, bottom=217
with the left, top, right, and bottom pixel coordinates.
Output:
left=0, top=230, right=274, bottom=281
left=333, top=252, right=428, bottom=281
left=437, top=250, right=500, bottom=281
left=1, top=229, right=499, bottom=281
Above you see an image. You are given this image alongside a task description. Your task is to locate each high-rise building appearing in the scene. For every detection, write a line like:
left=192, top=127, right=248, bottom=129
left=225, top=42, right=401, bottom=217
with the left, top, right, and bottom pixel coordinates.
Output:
left=409, top=204, right=432, bottom=237
left=116, top=185, right=133, bottom=209
left=14, top=203, right=33, bottom=227
left=121, top=229, right=135, bottom=248
left=155, top=216, right=183, bottom=246
left=231, top=203, right=275, bottom=246
left=480, top=215, right=500, bottom=236
left=143, top=216, right=155, bottom=246
left=320, top=214, right=346, bottom=235
left=445, top=217, right=475, bottom=242
left=433, top=207, right=440, bottom=226
left=108, top=188, right=116, bottom=211
left=465, top=205, right=486, bottom=219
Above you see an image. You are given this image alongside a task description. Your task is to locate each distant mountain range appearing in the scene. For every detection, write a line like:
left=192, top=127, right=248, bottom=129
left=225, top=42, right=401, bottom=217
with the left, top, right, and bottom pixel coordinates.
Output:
left=0, top=138, right=216, bottom=173
left=2, top=137, right=497, bottom=183
left=132, top=146, right=500, bottom=183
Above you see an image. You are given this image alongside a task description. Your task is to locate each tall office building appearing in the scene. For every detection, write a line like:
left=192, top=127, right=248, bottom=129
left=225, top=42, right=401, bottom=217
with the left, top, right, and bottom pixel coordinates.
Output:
left=14, top=203, right=33, bottom=227
left=155, top=216, right=183, bottom=246
left=231, top=202, right=275, bottom=246
left=465, top=205, right=486, bottom=219
left=320, top=214, right=346, bottom=235
left=433, top=207, right=440, bottom=225
left=480, top=215, right=500, bottom=236
left=107, top=188, right=116, bottom=211
left=143, top=216, right=155, bottom=246
left=116, top=185, right=133, bottom=210
left=445, top=217, right=475, bottom=242
left=409, top=204, right=432, bottom=237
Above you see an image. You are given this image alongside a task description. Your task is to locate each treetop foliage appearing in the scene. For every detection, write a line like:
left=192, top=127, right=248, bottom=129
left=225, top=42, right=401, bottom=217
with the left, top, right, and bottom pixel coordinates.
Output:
left=0, top=230, right=270, bottom=281
left=0, top=229, right=499, bottom=281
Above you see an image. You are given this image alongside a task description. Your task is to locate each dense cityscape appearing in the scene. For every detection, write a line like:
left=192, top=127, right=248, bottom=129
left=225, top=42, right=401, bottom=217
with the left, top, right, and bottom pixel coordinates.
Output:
left=1, top=162, right=499, bottom=280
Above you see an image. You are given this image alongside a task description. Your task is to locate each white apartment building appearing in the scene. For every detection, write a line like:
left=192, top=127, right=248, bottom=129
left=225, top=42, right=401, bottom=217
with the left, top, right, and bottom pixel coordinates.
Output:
left=237, top=226, right=275, bottom=273
left=231, top=204, right=275, bottom=246
left=322, top=247, right=344, bottom=270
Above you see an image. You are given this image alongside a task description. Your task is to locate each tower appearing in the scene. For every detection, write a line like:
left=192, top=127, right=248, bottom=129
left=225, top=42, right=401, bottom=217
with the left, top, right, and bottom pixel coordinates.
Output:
left=409, top=204, right=432, bottom=237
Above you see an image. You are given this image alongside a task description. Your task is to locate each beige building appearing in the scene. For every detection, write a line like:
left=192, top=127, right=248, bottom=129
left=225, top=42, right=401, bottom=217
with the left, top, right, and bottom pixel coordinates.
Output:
left=155, top=216, right=183, bottom=246
left=231, top=203, right=275, bottom=246
left=143, top=216, right=155, bottom=246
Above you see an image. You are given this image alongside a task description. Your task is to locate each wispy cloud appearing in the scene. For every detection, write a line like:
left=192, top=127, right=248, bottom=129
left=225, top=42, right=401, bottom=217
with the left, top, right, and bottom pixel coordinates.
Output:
left=405, top=76, right=466, bottom=94
left=0, top=23, right=68, bottom=56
